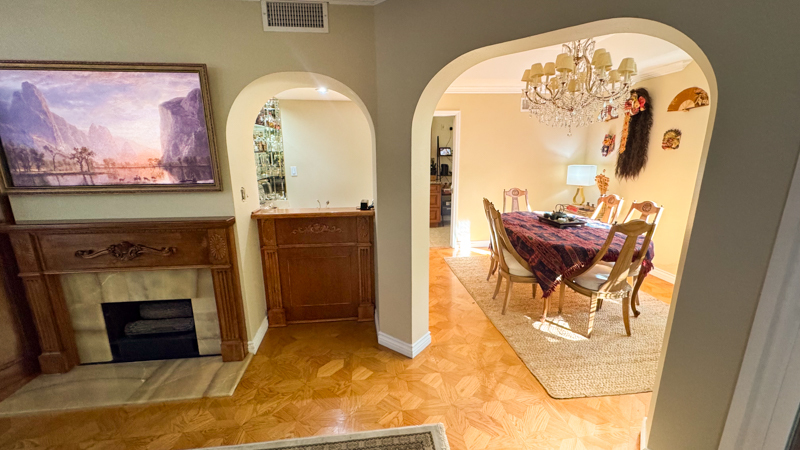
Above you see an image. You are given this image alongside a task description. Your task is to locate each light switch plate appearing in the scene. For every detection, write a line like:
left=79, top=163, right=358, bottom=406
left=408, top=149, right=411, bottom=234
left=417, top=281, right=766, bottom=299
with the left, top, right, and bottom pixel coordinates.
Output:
left=290, top=166, right=298, bottom=177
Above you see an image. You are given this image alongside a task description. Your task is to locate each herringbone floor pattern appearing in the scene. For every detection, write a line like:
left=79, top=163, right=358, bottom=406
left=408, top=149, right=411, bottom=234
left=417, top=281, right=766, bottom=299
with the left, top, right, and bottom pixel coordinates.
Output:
left=0, top=248, right=673, bottom=450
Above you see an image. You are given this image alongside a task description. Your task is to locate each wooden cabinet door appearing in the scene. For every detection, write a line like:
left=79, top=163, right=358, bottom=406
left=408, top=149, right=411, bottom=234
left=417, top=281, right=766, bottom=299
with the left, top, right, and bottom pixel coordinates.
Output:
left=278, top=246, right=360, bottom=323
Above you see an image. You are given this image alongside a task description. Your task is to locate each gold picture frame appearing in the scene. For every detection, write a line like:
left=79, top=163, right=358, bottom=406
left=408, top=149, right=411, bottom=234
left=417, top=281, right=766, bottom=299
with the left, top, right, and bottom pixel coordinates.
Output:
left=0, top=60, right=222, bottom=194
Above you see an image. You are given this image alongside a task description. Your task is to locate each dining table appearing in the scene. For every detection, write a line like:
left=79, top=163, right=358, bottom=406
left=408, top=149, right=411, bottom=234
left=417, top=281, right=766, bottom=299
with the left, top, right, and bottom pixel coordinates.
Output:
left=501, top=211, right=655, bottom=298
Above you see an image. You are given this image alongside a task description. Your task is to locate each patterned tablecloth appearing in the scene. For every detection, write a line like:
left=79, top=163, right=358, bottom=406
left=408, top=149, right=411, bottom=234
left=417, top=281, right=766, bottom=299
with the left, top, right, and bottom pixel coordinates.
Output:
left=502, top=211, right=655, bottom=298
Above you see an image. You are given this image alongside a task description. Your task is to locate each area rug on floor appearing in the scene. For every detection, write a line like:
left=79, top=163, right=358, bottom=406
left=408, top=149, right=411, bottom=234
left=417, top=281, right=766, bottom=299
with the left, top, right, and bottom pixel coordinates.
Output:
left=203, top=424, right=450, bottom=450
left=445, top=255, right=669, bottom=399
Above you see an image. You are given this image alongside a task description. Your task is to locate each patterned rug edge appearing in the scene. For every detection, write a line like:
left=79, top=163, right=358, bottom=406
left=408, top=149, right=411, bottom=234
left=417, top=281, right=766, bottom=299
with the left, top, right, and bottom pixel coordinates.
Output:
left=199, top=424, right=449, bottom=450
left=444, top=255, right=656, bottom=400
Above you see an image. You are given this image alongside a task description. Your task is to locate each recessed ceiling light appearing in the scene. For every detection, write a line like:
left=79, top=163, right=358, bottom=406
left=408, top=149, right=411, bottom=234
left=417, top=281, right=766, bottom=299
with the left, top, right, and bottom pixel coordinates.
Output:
left=316, top=87, right=328, bottom=94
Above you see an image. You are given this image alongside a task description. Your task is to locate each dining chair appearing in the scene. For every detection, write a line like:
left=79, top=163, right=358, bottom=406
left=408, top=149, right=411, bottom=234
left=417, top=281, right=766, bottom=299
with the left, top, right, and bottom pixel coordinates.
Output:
left=487, top=203, right=538, bottom=314
left=590, top=194, right=624, bottom=224
left=503, top=188, right=531, bottom=213
left=622, top=200, right=664, bottom=225
left=545, top=219, right=656, bottom=337
left=618, top=201, right=665, bottom=309
left=482, top=198, right=499, bottom=281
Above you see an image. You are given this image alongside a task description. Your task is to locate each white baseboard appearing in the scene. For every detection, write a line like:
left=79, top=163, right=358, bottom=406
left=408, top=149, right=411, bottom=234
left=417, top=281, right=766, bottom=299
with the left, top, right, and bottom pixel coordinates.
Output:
left=640, top=417, right=648, bottom=450
left=377, top=331, right=431, bottom=358
left=470, top=240, right=490, bottom=248
left=650, top=267, right=676, bottom=284
left=247, top=316, right=269, bottom=354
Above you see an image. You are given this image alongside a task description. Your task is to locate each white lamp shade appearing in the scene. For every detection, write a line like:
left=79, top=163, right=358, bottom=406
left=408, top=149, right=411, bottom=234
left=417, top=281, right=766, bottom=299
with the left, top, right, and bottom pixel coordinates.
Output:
left=566, top=165, right=598, bottom=186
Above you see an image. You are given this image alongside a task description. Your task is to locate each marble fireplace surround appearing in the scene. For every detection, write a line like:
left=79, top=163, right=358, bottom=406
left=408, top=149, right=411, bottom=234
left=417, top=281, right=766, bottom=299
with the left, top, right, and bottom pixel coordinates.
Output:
left=2, top=217, right=248, bottom=374
left=61, top=268, right=222, bottom=364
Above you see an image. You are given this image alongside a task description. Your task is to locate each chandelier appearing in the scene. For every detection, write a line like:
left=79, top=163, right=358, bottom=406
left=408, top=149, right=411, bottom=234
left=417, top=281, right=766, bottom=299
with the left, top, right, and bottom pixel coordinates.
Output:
left=521, top=38, right=637, bottom=135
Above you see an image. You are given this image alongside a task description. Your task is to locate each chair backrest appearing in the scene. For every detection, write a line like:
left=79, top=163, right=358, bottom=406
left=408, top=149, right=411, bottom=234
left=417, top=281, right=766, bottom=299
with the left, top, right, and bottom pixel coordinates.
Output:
left=488, top=202, right=533, bottom=274
left=503, top=188, right=531, bottom=213
left=482, top=198, right=499, bottom=257
left=591, top=194, right=624, bottom=224
left=584, top=219, right=656, bottom=293
left=622, top=200, right=664, bottom=226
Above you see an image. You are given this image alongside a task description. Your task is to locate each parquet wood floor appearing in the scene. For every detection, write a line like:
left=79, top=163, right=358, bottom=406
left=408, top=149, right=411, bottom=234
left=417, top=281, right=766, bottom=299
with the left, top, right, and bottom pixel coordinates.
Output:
left=0, top=248, right=673, bottom=450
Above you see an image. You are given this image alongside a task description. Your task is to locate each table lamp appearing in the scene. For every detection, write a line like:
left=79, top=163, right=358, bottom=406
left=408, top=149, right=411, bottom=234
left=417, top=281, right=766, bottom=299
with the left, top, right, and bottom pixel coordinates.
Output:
left=566, top=165, right=597, bottom=205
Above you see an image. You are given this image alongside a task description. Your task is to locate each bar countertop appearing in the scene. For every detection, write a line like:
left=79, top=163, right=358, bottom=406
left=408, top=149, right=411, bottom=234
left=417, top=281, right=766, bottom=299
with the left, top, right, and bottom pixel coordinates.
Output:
left=251, top=207, right=374, bottom=219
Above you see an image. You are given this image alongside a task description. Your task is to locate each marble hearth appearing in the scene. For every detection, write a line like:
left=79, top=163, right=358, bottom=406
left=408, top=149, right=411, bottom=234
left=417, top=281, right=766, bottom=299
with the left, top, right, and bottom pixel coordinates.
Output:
left=61, top=268, right=221, bottom=364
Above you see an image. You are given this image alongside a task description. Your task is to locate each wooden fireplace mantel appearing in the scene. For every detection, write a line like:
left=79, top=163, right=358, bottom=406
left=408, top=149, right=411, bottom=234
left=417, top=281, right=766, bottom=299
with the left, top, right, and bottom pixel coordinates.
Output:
left=0, top=216, right=248, bottom=374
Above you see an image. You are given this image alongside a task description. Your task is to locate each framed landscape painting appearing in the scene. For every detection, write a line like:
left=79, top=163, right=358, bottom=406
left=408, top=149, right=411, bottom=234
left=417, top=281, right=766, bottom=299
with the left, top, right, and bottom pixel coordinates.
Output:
left=0, top=61, right=221, bottom=193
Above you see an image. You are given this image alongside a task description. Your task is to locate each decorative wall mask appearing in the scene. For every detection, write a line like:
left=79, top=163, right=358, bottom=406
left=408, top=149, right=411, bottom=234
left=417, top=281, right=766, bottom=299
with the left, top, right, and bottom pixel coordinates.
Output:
left=598, top=104, right=619, bottom=122
left=667, top=87, right=710, bottom=112
left=595, top=169, right=610, bottom=196
left=601, top=134, right=616, bottom=157
left=662, top=129, right=682, bottom=150
left=616, top=88, right=654, bottom=180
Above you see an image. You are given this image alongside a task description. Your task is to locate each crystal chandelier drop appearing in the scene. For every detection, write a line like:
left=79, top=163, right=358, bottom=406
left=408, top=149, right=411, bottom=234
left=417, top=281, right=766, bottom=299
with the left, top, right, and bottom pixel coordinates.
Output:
left=521, top=38, right=637, bottom=135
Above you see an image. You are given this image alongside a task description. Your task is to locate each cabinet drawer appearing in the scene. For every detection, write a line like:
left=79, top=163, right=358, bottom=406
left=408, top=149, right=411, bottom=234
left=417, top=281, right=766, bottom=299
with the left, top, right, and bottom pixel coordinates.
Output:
left=275, top=217, right=356, bottom=245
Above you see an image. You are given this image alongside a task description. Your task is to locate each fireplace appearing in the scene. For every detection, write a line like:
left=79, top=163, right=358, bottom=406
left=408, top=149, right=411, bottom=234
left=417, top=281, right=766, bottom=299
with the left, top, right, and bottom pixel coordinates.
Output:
left=60, top=268, right=222, bottom=364
left=101, top=299, right=199, bottom=362
left=2, top=217, right=249, bottom=374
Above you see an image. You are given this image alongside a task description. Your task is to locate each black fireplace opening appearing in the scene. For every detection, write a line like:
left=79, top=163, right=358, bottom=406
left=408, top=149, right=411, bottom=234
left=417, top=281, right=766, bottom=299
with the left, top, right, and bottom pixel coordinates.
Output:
left=102, top=299, right=199, bottom=363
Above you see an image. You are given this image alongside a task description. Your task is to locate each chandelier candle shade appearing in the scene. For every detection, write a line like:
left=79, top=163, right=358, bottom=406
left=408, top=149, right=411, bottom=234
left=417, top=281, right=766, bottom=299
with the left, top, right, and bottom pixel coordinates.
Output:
left=521, top=38, right=637, bottom=135
left=566, top=165, right=597, bottom=205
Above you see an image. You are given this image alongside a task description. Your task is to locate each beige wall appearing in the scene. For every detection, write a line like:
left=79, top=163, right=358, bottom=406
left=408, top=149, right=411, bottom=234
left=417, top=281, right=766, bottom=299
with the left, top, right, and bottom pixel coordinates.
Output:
left=435, top=94, right=585, bottom=241
left=583, top=62, right=710, bottom=274
left=280, top=100, right=373, bottom=209
left=0, top=0, right=377, bottom=342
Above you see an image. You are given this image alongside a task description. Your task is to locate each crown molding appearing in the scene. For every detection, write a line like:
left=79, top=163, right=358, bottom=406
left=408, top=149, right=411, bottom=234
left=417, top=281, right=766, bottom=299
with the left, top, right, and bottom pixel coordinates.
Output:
left=445, top=85, right=522, bottom=95
left=445, top=59, right=694, bottom=95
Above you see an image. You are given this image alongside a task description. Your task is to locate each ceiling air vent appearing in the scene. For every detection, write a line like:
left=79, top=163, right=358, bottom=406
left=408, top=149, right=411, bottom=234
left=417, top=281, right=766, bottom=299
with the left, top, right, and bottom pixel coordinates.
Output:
left=261, top=1, right=329, bottom=33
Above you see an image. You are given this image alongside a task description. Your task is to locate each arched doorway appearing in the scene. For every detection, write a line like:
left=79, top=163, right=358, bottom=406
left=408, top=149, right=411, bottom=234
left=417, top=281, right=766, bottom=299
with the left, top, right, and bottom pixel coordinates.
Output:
left=408, top=18, right=717, bottom=444
left=225, top=72, right=378, bottom=351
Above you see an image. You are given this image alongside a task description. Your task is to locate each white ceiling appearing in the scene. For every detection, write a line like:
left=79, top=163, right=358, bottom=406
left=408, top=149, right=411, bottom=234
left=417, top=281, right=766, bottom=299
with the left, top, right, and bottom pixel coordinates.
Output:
left=275, top=88, right=351, bottom=101
left=447, top=33, right=692, bottom=94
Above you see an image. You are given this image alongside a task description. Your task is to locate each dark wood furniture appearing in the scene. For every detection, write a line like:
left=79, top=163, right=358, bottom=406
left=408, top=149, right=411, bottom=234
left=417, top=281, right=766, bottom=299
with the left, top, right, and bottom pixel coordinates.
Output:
left=0, top=217, right=248, bottom=374
left=0, top=196, right=39, bottom=400
left=252, top=208, right=375, bottom=326
left=430, top=183, right=442, bottom=227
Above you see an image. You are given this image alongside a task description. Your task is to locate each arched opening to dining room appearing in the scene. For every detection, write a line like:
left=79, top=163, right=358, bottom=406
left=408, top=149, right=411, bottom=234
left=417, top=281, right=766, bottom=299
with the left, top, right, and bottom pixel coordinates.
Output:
left=412, top=18, right=717, bottom=448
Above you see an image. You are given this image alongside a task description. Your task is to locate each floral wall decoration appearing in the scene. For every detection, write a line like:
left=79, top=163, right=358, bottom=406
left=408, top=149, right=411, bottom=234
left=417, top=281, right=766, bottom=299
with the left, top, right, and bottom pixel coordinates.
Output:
left=667, top=87, right=709, bottom=112
left=616, top=88, right=654, bottom=180
left=662, top=129, right=682, bottom=150
left=601, top=133, right=616, bottom=157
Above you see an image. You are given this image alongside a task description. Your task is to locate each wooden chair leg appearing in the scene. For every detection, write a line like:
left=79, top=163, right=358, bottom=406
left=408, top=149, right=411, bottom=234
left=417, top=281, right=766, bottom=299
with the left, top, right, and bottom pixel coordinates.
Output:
left=487, top=258, right=496, bottom=281
left=632, top=275, right=645, bottom=313
left=492, top=275, right=503, bottom=299
left=502, top=281, right=514, bottom=315
left=596, top=298, right=604, bottom=310
left=622, top=293, right=632, bottom=336
left=532, top=283, right=537, bottom=299
left=587, top=294, right=599, bottom=338
left=558, top=282, right=566, bottom=315
left=541, top=289, right=550, bottom=322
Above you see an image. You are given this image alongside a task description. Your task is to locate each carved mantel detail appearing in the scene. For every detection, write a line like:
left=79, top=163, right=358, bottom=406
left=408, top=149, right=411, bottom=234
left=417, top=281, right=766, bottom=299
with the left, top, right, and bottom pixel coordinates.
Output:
left=291, top=223, right=343, bottom=235
left=208, top=231, right=228, bottom=263
left=75, top=241, right=177, bottom=261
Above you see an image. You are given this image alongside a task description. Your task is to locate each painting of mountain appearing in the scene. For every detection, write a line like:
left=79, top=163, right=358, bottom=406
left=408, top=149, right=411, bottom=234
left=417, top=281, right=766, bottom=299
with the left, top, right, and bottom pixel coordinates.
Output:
left=0, top=63, right=219, bottom=192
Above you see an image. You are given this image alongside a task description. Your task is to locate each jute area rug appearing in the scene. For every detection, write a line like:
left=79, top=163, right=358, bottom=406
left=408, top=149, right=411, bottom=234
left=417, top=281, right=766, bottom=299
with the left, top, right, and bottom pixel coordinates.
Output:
left=201, top=424, right=449, bottom=450
left=445, top=255, right=669, bottom=399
